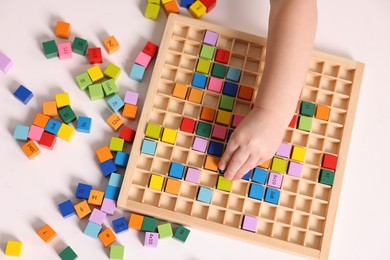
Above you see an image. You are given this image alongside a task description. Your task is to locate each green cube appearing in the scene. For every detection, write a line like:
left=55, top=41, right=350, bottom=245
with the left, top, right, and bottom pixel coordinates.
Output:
left=72, top=37, right=88, bottom=55
left=157, top=223, right=173, bottom=239
left=102, top=79, right=118, bottom=96
left=104, top=63, right=121, bottom=80
left=200, top=45, right=215, bottom=60
left=76, top=72, right=92, bottom=91
left=145, top=123, right=162, bottom=140
left=300, top=101, right=316, bottom=117
left=59, top=246, right=77, bottom=260
left=196, top=59, right=212, bottom=74
left=211, top=63, right=227, bottom=78
left=319, top=169, right=335, bottom=186
left=59, top=106, right=77, bottom=124
left=110, top=245, right=124, bottom=260
left=196, top=122, right=212, bottom=138
left=42, top=40, right=58, bottom=59
left=219, top=95, right=234, bottom=111
left=173, top=225, right=190, bottom=243
left=141, top=216, right=157, bottom=232
left=298, top=116, right=313, bottom=132
left=216, top=176, right=233, bottom=192
left=144, top=3, right=160, bottom=21
left=89, top=84, right=104, bottom=100
left=271, top=157, right=288, bottom=173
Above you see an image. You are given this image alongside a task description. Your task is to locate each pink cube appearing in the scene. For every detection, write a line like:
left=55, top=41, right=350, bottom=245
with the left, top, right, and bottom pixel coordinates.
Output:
left=185, top=168, right=201, bottom=183
left=101, top=198, right=116, bottom=215
left=135, top=51, right=152, bottom=68
left=144, top=232, right=158, bottom=248
left=192, top=137, right=208, bottom=153
left=232, top=114, right=245, bottom=128
left=89, top=208, right=106, bottom=225
left=211, top=124, right=227, bottom=140
left=124, top=90, right=139, bottom=105
left=207, top=77, right=223, bottom=93
left=28, top=125, right=44, bottom=141
left=267, top=172, right=283, bottom=189
left=0, top=52, right=13, bottom=73
left=58, top=42, right=72, bottom=59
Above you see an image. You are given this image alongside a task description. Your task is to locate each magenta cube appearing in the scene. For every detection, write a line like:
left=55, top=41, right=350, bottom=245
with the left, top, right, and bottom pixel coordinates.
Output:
left=89, top=208, right=106, bottom=225
left=101, top=198, right=116, bottom=215
left=276, top=142, right=291, bottom=158
left=28, top=125, right=44, bottom=141
left=135, top=51, right=152, bottom=68
left=58, top=42, right=72, bottom=59
left=232, top=114, right=244, bottom=128
left=242, top=215, right=257, bottom=232
left=144, top=232, right=158, bottom=248
left=267, top=172, right=283, bottom=189
left=0, top=52, right=13, bottom=73
left=124, top=90, right=139, bottom=105
left=211, top=124, right=227, bottom=140
left=287, top=161, right=303, bottom=177
left=207, top=77, right=223, bottom=93
left=192, top=137, right=208, bottom=153
left=203, top=30, right=219, bottom=46
left=185, top=168, right=201, bottom=183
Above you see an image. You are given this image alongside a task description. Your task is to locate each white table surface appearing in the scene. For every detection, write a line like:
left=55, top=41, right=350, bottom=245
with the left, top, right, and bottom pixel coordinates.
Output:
left=1, top=0, right=389, bottom=259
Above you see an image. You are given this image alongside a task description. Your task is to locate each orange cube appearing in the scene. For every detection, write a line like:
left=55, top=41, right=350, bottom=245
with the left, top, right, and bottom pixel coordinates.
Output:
left=172, top=83, right=188, bottom=99
left=96, top=146, right=113, bottom=163
left=238, top=85, right=254, bottom=101
left=128, top=213, right=144, bottom=230
left=74, top=200, right=91, bottom=219
left=315, top=105, right=330, bottom=121
left=204, top=156, right=219, bottom=172
left=21, top=140, right=40, bottom=159
left=258, top=159, right=271, bottom=169
left=163, top=1, right=180, bottom=15
left=122, top=104, right=138, bottom=120
left=188, top=88, right=203, bottom=104
left=88, top=189, right=104, bottom=206
left=33, top=113, right=50, bottom=128
left=200, top=107, right=216, bottom=122
left=37, top=224, right=57, bottom=243
left=98, top=228, right=116, bottom=247
left=55, top=21, right=71, bottom=39
left=103, top=35, right=120, bottom=54
left=42, top=101, right=58, bottom=116
left=165, top=178, right=181, bottom=195
left=106, top=113, right=124, bottom=131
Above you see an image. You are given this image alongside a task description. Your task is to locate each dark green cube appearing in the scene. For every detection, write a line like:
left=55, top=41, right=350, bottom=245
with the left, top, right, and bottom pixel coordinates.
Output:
left=42, top=40, right=58, bottom=59
left=72, top=37, right=88, bottom=55
left=211, top=63, right=227, bottom=79
left=141, top=216, right=157, bottom=232
left=319, top=169, right=335, bottom=186
left=173, top=225, right=190, bottom=243
left=59, top=106, right=77, bottom=124
left=59, top=246, right=78, bottom=260
left=196, top=122, right=212, bottom=138
left=300, top=101, right=316, bottom=117
left=219, top=95, right=234, bottom=111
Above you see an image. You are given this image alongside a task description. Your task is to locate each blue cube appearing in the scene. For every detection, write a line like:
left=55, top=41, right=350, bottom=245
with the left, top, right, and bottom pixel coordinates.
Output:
left=112, top=217, right=129, bottom=234
left=169, top=162, right=185, bottom=179
left=104, top=185, right=120, bottom=200
left=222, top=82, right=238, bottom=97
left=197, top=187, right=212, bottom=204
left=130, top=64, right=145, bottom=82
left=252, top=168, right=268, bottom=184
left=100, top=159, right=117, bottom=177
left=58, top=200, right=75, bottom=218
left=115, top=151, right=130, bottom=167
left=13, top=124, right=29, bottom=140
left=141, top=139, right=157, bottom=155
left=180, top=0, right=195, bottom=8
left=248, top=184, right=265, bottom=200
left=108, top=173, right=123, bottom=188
left=242, top=170, right=251, bottom=181
left=207, top=141, right=224, bottom=157
left=45, top=118, right=62, bottom=135
left=76, top=183, right=93, bottom=199
left=226, top=67, right=241, bottom=82
left=227, top=129, right=234, bottom=142
left=76, top=116, right=92, bottom=133
left=84, top=221, right=102, bottom=238
left=192, top=73, right=208, bottom=89
left=264, top=188, right=280, bottom=205
left=107, top=94, right=125, bottom=112
left=13, top=85, right=33, bottom=104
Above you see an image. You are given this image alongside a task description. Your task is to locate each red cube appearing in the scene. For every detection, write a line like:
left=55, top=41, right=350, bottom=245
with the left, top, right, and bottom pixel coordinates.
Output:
left=215, top=49, right=230, bottom=64
left=200, top=0, right=216, bottom=12
left=288, top=115, right=297, bottom=128
left=180, top=117, right=196, bottom=133
left=322, top=154, right=338, bottom=170
left=38, top=132, right=57, bottom=150
left=142, top=41, right=159, bottom=59
left=88, top=47, right=103, bottom=64
left=120, top=126, right=136, bottom=143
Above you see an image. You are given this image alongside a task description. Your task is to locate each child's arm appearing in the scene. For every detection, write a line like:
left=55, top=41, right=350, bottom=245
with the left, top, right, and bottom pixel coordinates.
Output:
left=219, top=0, right=318, bottom=180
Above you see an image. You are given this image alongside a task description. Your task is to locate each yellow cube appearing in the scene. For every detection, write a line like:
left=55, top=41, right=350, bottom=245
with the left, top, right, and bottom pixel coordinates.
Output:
left=216, top=110, right=232, bottom=126
left=161, top=0, right=173, bottom=4
left=149, top=174, right=164, bottom=191
left=161, top=128, right=177, bottom=144
left=55, top=93, right=70, bottom=108
left=87, top=65, right=104, bottom=82
left=217, top=176, right=232, bottom=192
left=189, top=0, right=207, bottom=19
left=57, top=123, right=75, bottom=142
left=5, top=241, right=22, bottom=256
left=103, top=35, right=120, bottom=55
left=291, top=146, right=306, bottom=163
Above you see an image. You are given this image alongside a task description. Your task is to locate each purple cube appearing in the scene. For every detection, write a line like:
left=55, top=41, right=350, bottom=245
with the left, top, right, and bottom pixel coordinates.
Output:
left=287, top=161, right=303, bottom=177
left=242, top=215, right=258, bottom=232
left=144, top=232, right=158, bottom=248
left=192, top=137, right=208, bottom=153
left=267, top=172, right=283, bottom=189
left=203, top=31, right=219, bottom=46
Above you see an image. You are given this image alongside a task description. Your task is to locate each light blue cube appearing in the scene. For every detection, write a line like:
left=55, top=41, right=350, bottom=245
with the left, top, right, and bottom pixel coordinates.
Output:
left=197, top=187, right=212, bottom=204
left=108, top=173, right=124, bottom=188
left=141, top=139, right=157, bottom=155
left=130, top=64, right=146, bottom=82
left=226, top=67, right=241, bottom=82
left=107, top=94, right=125, bottom=112
left=13, top=124, right=29, bottom=140
left=84, top=221, right=102, bottom=238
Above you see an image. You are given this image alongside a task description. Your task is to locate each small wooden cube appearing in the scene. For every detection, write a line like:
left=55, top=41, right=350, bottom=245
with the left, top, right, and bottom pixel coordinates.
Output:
left=103, top=35, right=120, bottom=54
left=128, top=213, right=144, bottom=230
left=271, top=157, right=288, bottom=173
left=88, top=47, right=103, bottom=64
left=55, top=21, right=70, bottom=39
left=204, top=156, right=219, bottom=172
left=38, top=132, right=57, bottom=150
left=96, top=146, right=113, bottom=163
left=122, top=104, right=138, bottom=119
left=33, top=112, right=50, bottom=128
left=173, top=83, right=188, bottom=99
left=322, top=154, right=338, bottom=170
left=88, top=189, right=104, bottom=206
left=157, top=223, right=173, bottom=239
left=189, top=0, right=207, bottom=19
left=43, top=100, right=58, bottom=116
left=291, top=146, right=306, bottom=163
left=216, top=176, right=232, bottom=192
left=106, top=113, right=124, bottom=131
left=98, top=228, right=117, bottom=247
left=149, top=174, right=164, bottom=191
left=5, top=241, right=23, bottom=256
left=104, top=63, right=121, bottom=80
left=188, top=88, right=203, bottom=103
left=164, top=0, right=180, bottom=15
left=22, top=140, right=40, bottom=159
left=57, top=123, right=75, bottom=142
left=55, top=92, right=70, bottom=108
left=74, top=200, right=91, bottom=219
left=165, top=178, right=181, bottom=195
left=87, top=65, right=104, bottom=82
left=37, top=224, right=57, bottom=243
left=215, top=110, right=232, bottom=126
left=145, top=3, right=161, bottom=21
left=161, top=128, right=177, bottom=144
left=315, top=105, right=331, bottom=121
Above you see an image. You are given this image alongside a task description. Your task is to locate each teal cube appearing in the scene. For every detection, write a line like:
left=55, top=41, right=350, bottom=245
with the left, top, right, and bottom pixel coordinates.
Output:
left=226, top=67, right=241, bottom=82
left=59, top=106, right=77, bottom=124
left=59, top=246, right=78, bottom=260
left=300, top=101, right=316, bottom=117
left=319, top=169, right=335, bottom=186
left=219, top=95, right=234, bottom=111
left=196, top=122, right=212, bottom=138
left=141, top=216, right=157, bottom=232
left=211, top=63, right=227, bottom=78
left=76, top=72, right=92, bottom=91
left=173, top=225, right=190, bottom=243
left=72, top=37, right=88, bottom=55
left=42, top=40, right=58, bottom=58
left=89, top=84, right=104, bottom=100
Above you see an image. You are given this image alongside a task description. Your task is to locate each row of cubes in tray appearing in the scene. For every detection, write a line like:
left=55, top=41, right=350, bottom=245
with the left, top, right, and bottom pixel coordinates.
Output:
left=171, top=27, right=263, bottom=59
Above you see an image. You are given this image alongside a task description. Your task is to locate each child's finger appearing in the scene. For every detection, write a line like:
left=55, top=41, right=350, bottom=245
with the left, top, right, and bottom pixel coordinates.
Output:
left=218, top=139, right=239, bottom=171
left=233, top=155, right=259, bottom=181
left=223, top=147, right=249, bottom=180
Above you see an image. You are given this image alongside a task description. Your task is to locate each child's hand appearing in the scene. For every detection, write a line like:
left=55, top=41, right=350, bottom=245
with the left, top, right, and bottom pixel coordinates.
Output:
left=218, top=107, right=289, bottom=181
